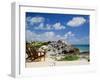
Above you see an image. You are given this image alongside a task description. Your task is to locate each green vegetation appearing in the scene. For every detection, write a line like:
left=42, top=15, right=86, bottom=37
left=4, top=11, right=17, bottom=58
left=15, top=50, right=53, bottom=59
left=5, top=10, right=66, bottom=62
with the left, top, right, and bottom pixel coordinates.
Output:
left=58, top=55, right=79, bottom=61
left=26, top=41, right=49, bottom=49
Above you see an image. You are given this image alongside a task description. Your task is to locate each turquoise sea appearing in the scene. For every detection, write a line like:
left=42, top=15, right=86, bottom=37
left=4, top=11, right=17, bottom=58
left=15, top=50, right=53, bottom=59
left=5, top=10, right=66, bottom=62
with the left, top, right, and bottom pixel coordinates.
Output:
left=73, top=45, right=89, bottom=52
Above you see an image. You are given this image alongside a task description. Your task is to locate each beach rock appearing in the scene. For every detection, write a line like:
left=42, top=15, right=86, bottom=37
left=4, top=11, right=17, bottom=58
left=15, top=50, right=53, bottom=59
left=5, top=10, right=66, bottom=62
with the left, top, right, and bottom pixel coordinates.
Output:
left=46, top=40, right=80, bottom=56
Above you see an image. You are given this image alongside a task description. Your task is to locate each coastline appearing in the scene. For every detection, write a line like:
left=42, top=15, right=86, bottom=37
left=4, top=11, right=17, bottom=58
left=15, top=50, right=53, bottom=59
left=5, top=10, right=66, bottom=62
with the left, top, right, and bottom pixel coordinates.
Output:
left=73, top=44, right=89, bottom=53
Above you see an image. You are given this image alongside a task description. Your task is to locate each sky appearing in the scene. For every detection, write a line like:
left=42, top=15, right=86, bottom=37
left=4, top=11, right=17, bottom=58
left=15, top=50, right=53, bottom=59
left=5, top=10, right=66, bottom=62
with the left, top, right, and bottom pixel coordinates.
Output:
left=26, top=12, right=89, bottom=45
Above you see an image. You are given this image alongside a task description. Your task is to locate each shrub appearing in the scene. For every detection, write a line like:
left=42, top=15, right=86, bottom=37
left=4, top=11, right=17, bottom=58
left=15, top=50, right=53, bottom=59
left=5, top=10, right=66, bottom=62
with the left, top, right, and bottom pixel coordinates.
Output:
left=59, top=55, right=79, bottom=61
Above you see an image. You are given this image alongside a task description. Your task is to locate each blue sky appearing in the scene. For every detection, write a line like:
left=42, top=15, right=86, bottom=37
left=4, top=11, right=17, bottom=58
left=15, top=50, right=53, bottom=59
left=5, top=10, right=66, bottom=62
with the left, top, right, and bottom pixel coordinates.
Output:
left=26, top=12, right=89, bottom=45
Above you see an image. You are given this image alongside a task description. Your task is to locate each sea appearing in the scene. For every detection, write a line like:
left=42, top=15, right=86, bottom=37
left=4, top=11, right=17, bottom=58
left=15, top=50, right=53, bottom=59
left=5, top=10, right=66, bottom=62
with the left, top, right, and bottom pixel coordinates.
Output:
left=73, top=45, right=89, bottom=52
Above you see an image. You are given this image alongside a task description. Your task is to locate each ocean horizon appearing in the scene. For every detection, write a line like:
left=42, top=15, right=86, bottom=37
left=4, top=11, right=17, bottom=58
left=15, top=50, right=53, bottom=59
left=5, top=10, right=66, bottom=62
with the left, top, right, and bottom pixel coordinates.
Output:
left=73, top=45, right=89, bottom=53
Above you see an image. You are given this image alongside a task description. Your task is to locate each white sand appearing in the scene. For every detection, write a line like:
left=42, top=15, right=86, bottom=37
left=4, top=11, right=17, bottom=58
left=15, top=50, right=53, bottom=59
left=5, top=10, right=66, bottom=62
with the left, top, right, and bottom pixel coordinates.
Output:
left=25, top=58, right=89, bottom=68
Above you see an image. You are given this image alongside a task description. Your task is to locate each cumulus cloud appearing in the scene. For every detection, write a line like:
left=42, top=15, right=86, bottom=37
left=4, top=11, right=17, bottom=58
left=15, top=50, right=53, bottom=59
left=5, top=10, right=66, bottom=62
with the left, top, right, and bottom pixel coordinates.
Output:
left=64, top=31, right=75, bottom=38
left=26, top=30, right=38, bottom=42
left=44, top=32, right=55, bottom=37
left=31, top=16, right=45, bottom=24
left=53, top=22, right=66, bottom=30
left=26, top=30, right=62, bottom=42
left=34, top=22, right=65, bottom=30
left=34, top=23, right=52, bottom=30
left=26, top=16, right=66, bottom=30
left=26, top=30, right=75, bottom=42
left=34, top=23, right=44, bottom=30
left=26, top=16, right=45, bottom=25
left=67, top=17, right=86, bottom=27
left=46, top=24, right=52, bottom=30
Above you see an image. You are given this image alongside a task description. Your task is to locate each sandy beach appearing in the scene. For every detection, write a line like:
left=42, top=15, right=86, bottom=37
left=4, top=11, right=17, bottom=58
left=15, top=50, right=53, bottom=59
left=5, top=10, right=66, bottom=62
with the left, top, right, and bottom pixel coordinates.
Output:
left=25, top=56, right=89, bottom=68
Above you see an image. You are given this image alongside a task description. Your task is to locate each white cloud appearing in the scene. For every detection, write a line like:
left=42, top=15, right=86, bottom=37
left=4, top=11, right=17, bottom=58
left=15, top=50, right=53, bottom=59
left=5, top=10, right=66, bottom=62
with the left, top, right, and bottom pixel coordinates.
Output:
left=77, top=36, right=89, bottom=44
left=34, top=22, right=65, bottom=30
left=26, top=30, right=38, bottom=42
left=26, top=31, right=62, bottom=42
left=26, top=16, right=66, bottom=30
left=26, top=30, right=75, bottom=42
left=26, top=16, right=45, bottom=25
left=26, top=17, right=31, bottom=22
left=67, top=17, right=86, bottom=27
left=70, top=36, right=89, bottom=45
left=44, top=32, right=55, bottom=37
left=34, top=23, right=44, bottom=30
left=31, top=16, right=45, bottom=23
left=67, top=31, right=75, bottom=36
left=35, top=23, right=52, bottom=30
left=53, top=22, right=66, bottom=30
left=64, top=31, right=75, bottom=38
left=46, top=24, right=52, bottom=30
left=26, top=30, right=56, bottom=42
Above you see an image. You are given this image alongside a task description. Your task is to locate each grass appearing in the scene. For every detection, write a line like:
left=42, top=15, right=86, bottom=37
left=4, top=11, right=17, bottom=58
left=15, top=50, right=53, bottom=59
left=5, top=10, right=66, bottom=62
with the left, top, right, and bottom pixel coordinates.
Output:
left=58, top=55, right=79, bottom=61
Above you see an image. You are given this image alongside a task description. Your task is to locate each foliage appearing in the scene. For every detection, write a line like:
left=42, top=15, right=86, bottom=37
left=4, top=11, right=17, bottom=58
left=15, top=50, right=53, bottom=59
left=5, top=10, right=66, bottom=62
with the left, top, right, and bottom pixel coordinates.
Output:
left=26, top=41, right=49, bottom=49
left=58, top=55, right=79, bottom=61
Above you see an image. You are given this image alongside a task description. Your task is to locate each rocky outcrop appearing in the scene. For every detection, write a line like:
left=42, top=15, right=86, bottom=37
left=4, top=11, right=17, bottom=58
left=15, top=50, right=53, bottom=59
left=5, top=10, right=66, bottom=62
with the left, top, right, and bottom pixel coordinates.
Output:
left=46, top=40, right=80, bottom=56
